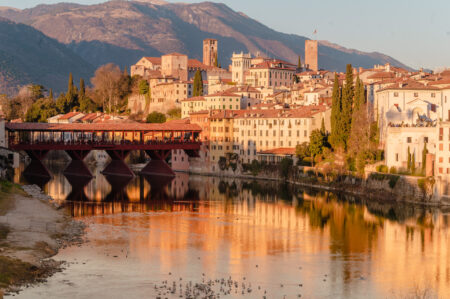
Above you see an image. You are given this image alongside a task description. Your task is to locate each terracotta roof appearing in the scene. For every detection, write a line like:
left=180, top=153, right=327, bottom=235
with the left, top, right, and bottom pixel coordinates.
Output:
left=58, top=112, right=82, bottom=120
left=143, top=57, right=161, bottom=64
left=204, top=91, right=241, bottom=98
left=181, top=96, right=205, bottom=102
left=367, top=72, right=395, bottom=79
left=163, top=53, right=187, bottom=57
left=225, top=85, right=260, bottom=93
left=378, top=80, right=441, bottom=91
left=5, top=122, right=201, bottom=132
left=258, top=148, right=296, bottom=155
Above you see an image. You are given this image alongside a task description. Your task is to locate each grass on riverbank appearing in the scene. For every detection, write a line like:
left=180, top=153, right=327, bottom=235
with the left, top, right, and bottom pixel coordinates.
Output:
left=0, top=255, right=49, bottom=290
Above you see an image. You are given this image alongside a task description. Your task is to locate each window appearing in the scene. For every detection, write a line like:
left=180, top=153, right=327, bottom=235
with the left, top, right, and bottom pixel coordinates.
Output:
left=414, top=92, right=419, bottom=97
left=439, top=144, right=443, bottom=150
left=439, top=168, right=443, bottom=174
left=440, top=128, right=444, bottom=141
left=396, top=153, right=399, bottom=162
left=394, top=92, right=399, bottom=97
left=407, top=137, right=412, bottom=143
left=431, top=93, right=436, bottom=98
left=424, top=137, right=428, bottom=143
left=439, top=157, right=444, bottom=163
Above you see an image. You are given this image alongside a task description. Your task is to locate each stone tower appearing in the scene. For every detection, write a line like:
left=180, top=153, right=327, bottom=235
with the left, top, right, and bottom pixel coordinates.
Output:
left=231, top=52, right=252, bottom=85
left=305, top=40, right=318, bottom=71
left=203, top=39, right=218, bottom=67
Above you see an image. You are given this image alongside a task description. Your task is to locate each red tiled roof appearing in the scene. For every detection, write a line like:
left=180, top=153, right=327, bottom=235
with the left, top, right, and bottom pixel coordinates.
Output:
left=367, top=72, right=395, bottom=79
left=143, top=57, right=162, bottom=64
left=58, top=112, right=82, bottom=120
left=163, top=53, right=187, bottom=57
left=181, top=96, right=205, bottom=102
left=204, top=91, right=241, bottom=97
left=5, top=122, right=201, bottom=132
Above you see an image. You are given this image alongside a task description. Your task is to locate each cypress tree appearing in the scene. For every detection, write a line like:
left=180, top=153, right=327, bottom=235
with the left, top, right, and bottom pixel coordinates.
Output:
left=411, top=153, right=416, bottom=174
left=341, top=64, right=354, bottom=149
left=214, top=53, right=218, bottom=67
left=68, top=73, right=74, bottom=95
left=49, top=89, right=53, bottom=100
left=330, top=73, right=342, bottom=149
left=193, top=70, right=203, bottom=97
left=422, top=143, right=428, bottom=175
left=407, top=147, right=411, bottom=172
left=80, top=78, right=85, bottom=98
left=297, top=56, right=302, bottom=69
left=320, top=117, right=326, bottom=135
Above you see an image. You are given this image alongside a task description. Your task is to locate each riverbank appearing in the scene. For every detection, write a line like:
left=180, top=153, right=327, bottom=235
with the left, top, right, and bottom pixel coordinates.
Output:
left=185, top=167, right=450, bottom=207
left=0, top=181, right=84, bottom=297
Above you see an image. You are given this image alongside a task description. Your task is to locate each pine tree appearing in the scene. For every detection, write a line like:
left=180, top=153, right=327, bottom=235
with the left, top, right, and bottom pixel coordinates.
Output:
left=330, top=73, right=343, bottom=149
left=341, top=64, right=354, bottom=149
left=422, top=143, right=428, bottom=175
left=193, top=70, right=203, bottom=97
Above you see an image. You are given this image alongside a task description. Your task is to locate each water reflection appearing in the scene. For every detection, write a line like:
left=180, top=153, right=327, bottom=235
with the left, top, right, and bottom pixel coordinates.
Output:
left=14, top=160, right=450, bottom=298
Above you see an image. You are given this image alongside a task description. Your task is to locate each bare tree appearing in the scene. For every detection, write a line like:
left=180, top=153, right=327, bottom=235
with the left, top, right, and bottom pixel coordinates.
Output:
left=91, top=63, right=122, bottom=113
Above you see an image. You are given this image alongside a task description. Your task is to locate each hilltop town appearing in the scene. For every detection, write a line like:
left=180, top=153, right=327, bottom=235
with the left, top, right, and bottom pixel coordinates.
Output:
left=1, top=38, right=450, bottom=203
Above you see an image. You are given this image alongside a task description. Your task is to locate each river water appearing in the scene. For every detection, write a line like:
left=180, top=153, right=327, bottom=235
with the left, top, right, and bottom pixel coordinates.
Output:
left=9, top=161, right=450, bottom=298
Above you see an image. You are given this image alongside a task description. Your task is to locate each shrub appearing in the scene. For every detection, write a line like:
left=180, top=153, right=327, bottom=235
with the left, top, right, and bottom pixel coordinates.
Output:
left=389, top=166, right=397, bottom=174
left=146, top=111, right=166, bottom=123
left=376, top=164, right=388, bottom=173
left=369, top=173, right=399, bottom=189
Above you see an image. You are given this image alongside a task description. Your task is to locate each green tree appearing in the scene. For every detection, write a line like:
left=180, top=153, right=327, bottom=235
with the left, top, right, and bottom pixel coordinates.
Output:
left=411, top=153, right=416, bottom=174
left=309, top=129, right=325, bottom=165
left=407, top=146, right=412, bottom=172
left=79, top=78, right=86, bottom=98
left=330, top=73, right=343, bottom=149
left=28, top=84, right=46, bottom=100
left=340, top=64, right=354, bottom=149
left=25, top=98, right=58, bottom=122
left=49, top=88, right=53, bottom=100
left=167, top=108, right=181, bottom=120
left=320, top=117, right=326, bottom=135
left=279, top=158, right=293, bottom=179
left=297, top=56, right=302, bottom=69
left=422, top=143, right=428, bottom=175
left=295, top=142, right=310, bottom=161
left=139, top=80, right=150, bottom=95
left=193, top=70, right=203, bottom=97
left=146, top=111, right=166, bottom=123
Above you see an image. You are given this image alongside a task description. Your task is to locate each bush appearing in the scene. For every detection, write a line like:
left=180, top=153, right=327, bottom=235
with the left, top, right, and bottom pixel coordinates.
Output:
left=389, top=166, right=397, bottom=174
left=146, top=111, right=166, bottom=123
left=0, top=180, right=13, bottom=192
left=279, top=158, right=293, bottom=179
left=376, top=164, right=389, bottom=173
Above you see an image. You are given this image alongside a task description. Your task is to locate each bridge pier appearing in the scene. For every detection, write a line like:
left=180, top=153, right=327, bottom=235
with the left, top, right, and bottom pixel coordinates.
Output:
left=102, top=150, right=134, bottom=177
left=24, top=150, right=51, bottom=178
left=64, top=150, right=92, bottom=177
left=141, top=150, right=175, bottom=177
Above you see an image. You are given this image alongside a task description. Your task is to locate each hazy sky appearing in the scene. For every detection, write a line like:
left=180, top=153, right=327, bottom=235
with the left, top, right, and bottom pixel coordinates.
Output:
left=3, top=0, right=450, bottom=70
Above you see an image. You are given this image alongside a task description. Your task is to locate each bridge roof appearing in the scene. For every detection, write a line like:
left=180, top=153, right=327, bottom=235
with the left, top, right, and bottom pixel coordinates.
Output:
left=5, top=122, right=202, bottom=132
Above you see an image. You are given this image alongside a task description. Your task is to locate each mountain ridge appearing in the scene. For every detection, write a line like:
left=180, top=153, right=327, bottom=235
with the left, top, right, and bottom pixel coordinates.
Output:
left=0, top=17, right=94, bottom=95
left=0, top=1, right=412, bottom=73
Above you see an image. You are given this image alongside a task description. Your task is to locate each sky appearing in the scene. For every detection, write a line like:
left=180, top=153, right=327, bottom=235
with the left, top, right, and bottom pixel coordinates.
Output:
left=2, top=0, right=450, bottom=70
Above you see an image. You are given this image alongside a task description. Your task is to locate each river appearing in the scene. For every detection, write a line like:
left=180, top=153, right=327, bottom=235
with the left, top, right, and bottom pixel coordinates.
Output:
left=9, top=160, right=450, bottom=298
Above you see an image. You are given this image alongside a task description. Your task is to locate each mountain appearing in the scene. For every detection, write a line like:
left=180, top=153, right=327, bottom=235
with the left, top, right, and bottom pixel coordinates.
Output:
left=0, top=17, right=94, bottom=95
left=0, top=1, right=411, bottom=73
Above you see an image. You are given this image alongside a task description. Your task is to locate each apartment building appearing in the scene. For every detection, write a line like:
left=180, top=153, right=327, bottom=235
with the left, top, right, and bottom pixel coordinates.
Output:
left=246, top=60, right=296, bottom=89
left=181, top=91, right=242, bottom=118
left=233, top=105, right=331, bottom=163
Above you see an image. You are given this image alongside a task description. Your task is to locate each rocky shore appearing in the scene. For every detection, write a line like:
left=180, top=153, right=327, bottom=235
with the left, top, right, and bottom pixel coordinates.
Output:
left=0, top=183, right=85, bottom=297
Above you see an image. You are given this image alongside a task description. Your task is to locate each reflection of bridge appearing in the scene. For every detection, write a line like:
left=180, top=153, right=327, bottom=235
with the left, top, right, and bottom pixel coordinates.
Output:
left=6, top=122, right=201, bottom=178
